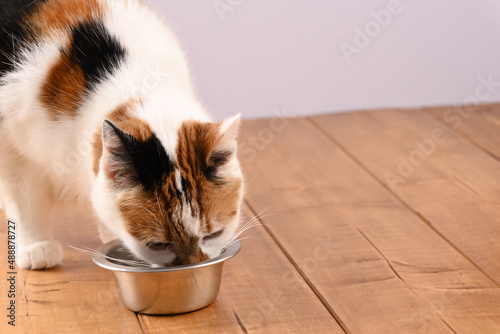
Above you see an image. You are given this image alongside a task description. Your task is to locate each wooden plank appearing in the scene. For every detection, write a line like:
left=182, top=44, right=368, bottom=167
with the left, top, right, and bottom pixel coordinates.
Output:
left=0, top=208, right=144, bottom=334
left=311, top=110, right=500, bottom=283
left=241, top=117, right=500, bottom=333
left=424, top=103, right=500, bottom=160
left=139, top=206, right=343, bottom=334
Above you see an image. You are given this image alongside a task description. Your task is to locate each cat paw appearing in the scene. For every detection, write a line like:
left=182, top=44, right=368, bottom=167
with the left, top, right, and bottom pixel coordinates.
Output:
left=17, top=241, right=63, bottom=270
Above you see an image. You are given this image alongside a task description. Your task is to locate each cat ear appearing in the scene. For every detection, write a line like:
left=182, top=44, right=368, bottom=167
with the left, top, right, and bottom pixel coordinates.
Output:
left=101, top=120, right=137, bottom=188
left=212, top=114, right=241, bottom=155
left=205, top=115, right=241, bottom=177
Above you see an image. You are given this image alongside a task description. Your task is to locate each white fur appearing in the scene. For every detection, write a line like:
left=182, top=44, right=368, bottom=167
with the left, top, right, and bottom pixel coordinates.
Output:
left=0, top=0, right=241, bottom=269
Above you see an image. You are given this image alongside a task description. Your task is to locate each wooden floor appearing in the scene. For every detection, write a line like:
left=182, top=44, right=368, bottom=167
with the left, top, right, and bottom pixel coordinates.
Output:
left=1, top=104, right=500, bottom=333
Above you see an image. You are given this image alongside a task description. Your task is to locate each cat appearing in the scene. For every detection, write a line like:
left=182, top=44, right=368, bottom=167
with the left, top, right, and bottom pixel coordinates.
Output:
left=0, top=0, right=244, bottom=269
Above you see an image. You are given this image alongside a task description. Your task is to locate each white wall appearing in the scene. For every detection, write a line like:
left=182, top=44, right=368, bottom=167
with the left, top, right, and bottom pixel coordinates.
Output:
left=147, top=0, right=500, bottom=119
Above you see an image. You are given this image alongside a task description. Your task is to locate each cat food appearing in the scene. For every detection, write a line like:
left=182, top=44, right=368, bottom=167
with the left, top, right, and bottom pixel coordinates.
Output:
left=92, top=239, right=241, bottom=314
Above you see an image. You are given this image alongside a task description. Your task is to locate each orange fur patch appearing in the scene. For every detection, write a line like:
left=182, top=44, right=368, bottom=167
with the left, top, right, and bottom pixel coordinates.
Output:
left=40, top=51, right=87, bottom=119
left=106, top=101, right=152, bottom=141
left=92, top=128, right=103, bottom=177
left=116, top=119, right=241, bottom=265
left=119, top=187, right=182, bottom=242
left=177, top=120, right=242, bottom=233
left=27, top=0, right=102, bottom=38
left=119, top=185, right=208, bottom=265
left=92, top=118, right=242, bottom=265
left=34, top=0, right=103, bottom=119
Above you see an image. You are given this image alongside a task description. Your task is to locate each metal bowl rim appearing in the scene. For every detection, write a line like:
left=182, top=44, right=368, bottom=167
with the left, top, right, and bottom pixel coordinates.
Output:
left=92, top=239, right=241, bottom=273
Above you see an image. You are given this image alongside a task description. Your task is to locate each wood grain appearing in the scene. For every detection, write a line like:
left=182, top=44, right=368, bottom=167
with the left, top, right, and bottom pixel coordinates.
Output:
left=0, top=207, right=144, bottom=334
left=241, top=117, right=500, bottom=333
left=139, top=205, right=343, bottom=334
left=311, top=109, right=500, bottom=284
left=1, top=106, right=500, bottom=333
left=424, top=103, right=500, bottom=160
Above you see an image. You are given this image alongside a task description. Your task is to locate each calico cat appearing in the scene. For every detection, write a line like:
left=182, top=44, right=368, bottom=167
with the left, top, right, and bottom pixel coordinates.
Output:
left=0, top=0, right=244, bottom=269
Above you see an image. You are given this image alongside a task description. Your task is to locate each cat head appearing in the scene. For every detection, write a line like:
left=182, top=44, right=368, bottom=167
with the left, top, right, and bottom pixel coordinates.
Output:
left=92, top=106, right=243, bottom=267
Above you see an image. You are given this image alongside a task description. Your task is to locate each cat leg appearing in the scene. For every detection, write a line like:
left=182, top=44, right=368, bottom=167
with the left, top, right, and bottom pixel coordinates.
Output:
left=7, top=185, right=62, bottom=270
left=0, top=155, right=62, bottom=269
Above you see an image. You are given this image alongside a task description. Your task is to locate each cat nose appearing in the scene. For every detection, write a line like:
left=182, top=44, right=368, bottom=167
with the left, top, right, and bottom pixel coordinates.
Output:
left=190, top=250, right=209, bottom=264
left=170, top=249, right=208, bottom=266
left=171, top=255, right=187, bottom=266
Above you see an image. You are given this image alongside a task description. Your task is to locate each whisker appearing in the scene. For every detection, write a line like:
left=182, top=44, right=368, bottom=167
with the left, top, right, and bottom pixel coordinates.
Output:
left=244, top=175, right=256, bottom=187
left=67, top=245, right=151, bottom=268
left=228, top=236, right=263, bottom=244
left=231, top=212, right=275, bottom=239
left=154, top=189, right=167, bottom=221
left=225, top=206, right=276, bottom=248
left=241, top=204, right=273, bottom=227
left=138, top=205, right=165, bottom=232
left=233, top=214, right=265, bottom=235
left=222, top=235, right=263, bottom=252
left=232, top=221, right=265, bottom=240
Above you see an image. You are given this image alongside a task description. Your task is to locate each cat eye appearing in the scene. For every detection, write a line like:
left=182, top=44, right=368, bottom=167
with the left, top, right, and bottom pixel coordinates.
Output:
left=146, top=242, right=172, bottom=251
left=202, top=229, right=224, bottom=243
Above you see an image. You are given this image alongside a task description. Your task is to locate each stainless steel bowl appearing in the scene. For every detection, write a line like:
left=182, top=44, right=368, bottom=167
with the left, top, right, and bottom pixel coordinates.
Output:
left=92, top=239, right=241, bottom=315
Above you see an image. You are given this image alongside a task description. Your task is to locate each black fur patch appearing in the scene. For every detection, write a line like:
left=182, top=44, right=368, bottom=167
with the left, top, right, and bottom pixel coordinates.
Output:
left=181, top=176, right=189, bottom=194
left=0, top=3, right=126, bottom=89
left=209, top=150, right=232, bottom=166
left=180, top=176, right=192, bottom=203
left=0, top=0, right=47, bottom=76
left=69, top=20, right=126, bottom=90
left=204, top=150, right=233, bottom=184
left=105, top=121, right=174, bottom=191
